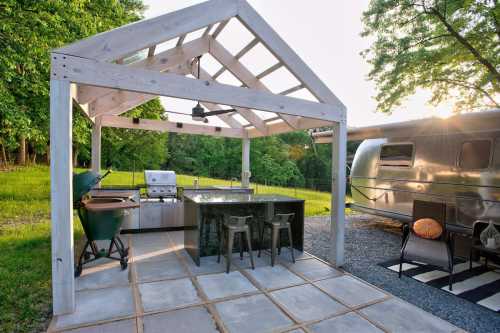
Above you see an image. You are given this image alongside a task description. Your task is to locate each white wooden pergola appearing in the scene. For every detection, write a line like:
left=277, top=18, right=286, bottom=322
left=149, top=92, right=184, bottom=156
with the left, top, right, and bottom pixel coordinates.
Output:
left=49, top=0, right=347, bottom=315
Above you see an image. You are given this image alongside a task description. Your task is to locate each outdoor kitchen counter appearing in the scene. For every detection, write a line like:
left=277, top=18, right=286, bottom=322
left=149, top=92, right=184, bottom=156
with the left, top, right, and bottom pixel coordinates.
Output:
left=183, top=193, right=304, bottom=265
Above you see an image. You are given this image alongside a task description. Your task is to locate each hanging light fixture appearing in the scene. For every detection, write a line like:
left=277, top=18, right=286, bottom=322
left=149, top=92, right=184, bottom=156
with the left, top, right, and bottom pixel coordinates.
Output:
left=188, top=55, right=236, bottom=121
left=192, top=56, right=206, bottom=122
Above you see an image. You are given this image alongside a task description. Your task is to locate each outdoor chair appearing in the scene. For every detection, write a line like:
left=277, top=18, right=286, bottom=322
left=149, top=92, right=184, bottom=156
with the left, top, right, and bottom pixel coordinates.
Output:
left=400, top=200, right=455, bottom=290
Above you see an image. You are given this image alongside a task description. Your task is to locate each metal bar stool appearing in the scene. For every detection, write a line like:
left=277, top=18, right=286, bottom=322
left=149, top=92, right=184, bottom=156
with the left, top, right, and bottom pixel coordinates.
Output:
left=258, top=213, right=295, bottom=266
left=219, top=215, right=255, bottom=273
left=201, top=211, right=222, bottom=255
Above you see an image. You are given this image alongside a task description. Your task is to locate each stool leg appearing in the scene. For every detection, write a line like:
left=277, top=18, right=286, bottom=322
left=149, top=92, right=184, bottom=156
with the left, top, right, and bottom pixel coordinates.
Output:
left=278, top=229, right=282, bottom=256
left=271, top=226, right=279, bottom=267
left=204, top=219, right=210, bottom=249
left=227, top=230, right=234, bottom=273
left=239, top=232, right=244, bottom=260
left=258, top=224, right=265, bottom=258
left=287, top=225, right=295, bottom=263
left=257, top=221, right=263, bottom=256
left=245, top=229, right=255, bottom=269
left=217, top=222, right=222, bottom=263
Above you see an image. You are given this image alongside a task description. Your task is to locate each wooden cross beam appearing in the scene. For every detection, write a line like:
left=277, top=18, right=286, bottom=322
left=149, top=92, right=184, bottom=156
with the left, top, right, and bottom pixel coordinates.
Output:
left=52, top=53, right=341, bottom=122
left=211, top=19, right=230, bottom=39
left=203, top=24, right=214, bottom=37
left=88, top=65, right=191, bottom=118
left=101, top=115, right=245, bottom=138
left=279, top=84, right=305, bottom=96
left=247, top=117, right=333, bottom=138
left=176, top=34, right=187, bottom=46
left=256, top=62, right=283, bottom=80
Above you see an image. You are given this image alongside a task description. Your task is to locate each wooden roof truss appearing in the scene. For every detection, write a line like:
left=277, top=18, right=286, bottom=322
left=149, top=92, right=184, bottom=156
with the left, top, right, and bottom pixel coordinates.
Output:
left=52, top=0, right=346, bottom=139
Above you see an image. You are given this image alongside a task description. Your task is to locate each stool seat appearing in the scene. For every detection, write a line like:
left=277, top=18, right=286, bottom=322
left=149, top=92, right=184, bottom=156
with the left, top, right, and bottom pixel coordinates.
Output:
left=268, top=220, right=290, bottom=227
left=224, top=222, right=250, bottom=231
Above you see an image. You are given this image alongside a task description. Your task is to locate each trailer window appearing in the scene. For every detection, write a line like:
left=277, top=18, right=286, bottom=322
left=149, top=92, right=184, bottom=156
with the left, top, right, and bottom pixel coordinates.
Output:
left=459, top=140, right=491, bottom=169
left=379, top=144, right=414, bottom=167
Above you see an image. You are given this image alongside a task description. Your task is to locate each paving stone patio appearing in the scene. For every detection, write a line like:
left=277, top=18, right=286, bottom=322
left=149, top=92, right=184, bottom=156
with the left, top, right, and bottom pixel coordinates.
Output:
left=49, top=231, right=461, bottom=333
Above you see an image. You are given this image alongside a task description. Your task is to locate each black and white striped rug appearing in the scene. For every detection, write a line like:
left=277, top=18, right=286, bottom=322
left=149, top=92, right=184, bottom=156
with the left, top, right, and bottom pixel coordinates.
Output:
left=379, top=258, right=500, bottom=313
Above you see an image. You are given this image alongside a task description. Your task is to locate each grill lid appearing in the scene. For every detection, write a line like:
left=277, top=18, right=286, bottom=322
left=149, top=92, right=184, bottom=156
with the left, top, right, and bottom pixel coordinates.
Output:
left=73, top=171, right=101, bottom=205
left=144, top=170, right=176, bottom=186
left=73, top=170, right=112, bottom=207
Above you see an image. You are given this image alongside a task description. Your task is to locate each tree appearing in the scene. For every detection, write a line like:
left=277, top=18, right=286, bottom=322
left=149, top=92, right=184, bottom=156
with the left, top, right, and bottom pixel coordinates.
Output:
left=362, top=0, right=499, bottom=113
left=0, top=0, right=145, bottom=164
left=100, top=99, right=168, bottom=171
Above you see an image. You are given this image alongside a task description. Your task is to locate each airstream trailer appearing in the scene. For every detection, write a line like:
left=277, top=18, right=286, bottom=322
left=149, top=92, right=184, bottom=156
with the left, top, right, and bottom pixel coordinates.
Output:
left=314, top=109, right=500, bottom=241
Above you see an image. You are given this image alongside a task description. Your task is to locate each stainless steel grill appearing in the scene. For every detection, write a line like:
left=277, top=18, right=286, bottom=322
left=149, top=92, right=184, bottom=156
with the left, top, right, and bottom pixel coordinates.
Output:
left=144, top=170, right=177, bottom=198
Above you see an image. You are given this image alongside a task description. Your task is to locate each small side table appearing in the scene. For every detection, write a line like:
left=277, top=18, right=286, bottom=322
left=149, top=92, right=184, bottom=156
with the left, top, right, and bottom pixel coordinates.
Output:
left=470, top=220, right=500, bottom=270
left=470, top=243, right=500, bottom=270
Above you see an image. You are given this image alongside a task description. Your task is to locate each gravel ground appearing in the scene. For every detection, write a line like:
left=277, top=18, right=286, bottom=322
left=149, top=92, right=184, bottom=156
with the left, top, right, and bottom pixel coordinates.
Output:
left=304, top=214, right=500, bottom=333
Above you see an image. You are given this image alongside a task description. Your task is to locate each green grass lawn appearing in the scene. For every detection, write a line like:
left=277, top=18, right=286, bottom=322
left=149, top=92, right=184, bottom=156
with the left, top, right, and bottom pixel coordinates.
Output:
left=0, top=166, right=340, bottom=332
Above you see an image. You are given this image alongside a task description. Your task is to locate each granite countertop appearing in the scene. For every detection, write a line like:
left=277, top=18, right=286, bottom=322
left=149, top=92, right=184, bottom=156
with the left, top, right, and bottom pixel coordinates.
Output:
left=99, top=185, right=144, bottom=190
left=183, top=192, right=304, bottom=204
left=180, top=186, right=250, bottom=191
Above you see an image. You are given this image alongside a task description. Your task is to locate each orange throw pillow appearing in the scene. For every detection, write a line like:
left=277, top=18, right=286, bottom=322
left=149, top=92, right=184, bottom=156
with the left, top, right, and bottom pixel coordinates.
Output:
left=413, top=218, right=443, bottom=239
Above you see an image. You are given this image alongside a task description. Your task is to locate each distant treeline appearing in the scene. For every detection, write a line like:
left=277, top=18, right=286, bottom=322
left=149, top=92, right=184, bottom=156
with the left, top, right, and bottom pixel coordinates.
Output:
left=98, top=116, right=359, bottom=190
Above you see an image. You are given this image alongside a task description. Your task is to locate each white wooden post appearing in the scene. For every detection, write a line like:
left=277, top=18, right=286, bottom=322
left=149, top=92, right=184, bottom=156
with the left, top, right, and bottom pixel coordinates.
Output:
left=242, top=138, right=251, bottom=188
left=50, top=79, right=75, bottom=315
left=91, top=116, right=101, bottom=174
left=330, top=120, right=347, bottom=267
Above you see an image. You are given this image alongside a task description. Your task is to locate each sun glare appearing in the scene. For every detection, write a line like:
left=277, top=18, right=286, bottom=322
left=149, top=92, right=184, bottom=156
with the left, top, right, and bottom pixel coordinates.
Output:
left=434, top=107, right=454, bottom=119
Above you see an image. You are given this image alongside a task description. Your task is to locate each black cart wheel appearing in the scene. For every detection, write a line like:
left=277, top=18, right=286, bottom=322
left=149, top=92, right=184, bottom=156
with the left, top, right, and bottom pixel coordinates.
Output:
left=74, top=265, right=83, bottom=277
left=120, top=259, right=128, bottom=270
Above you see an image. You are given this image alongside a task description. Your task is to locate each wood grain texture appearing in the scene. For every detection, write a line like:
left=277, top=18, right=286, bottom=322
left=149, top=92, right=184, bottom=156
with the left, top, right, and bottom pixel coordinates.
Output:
left=78, top=37, right=209, bottom=105
left=91, top=116, right=101, bottom=174
left=53, top=0, right=237, bottom=61
left=52, top=54, right=340, bottom=122
left=49, top=78, right=75, bottom=315
left=330, top=121, right=347, bottom=267
left=101, top=115, right=245, bottom=138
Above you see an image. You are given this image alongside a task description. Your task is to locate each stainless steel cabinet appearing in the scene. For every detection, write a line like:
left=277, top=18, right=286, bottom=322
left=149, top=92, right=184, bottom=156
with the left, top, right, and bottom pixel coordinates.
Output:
left=140, top=201, right=162, bottom=229
left=174, top=200, right=184, bottom=227
left=139, top=199, right=184, bottom=229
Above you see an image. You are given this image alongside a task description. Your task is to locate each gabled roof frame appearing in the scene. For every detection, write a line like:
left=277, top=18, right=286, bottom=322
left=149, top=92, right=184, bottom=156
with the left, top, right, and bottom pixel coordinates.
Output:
left=52, top=0, right=346, bottom=138
left=49, top=0, right=347, bottom=317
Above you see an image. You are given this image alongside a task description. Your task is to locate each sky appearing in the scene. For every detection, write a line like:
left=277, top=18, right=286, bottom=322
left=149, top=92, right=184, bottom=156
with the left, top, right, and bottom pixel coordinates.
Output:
left=142, top=0, right=455, bottom=128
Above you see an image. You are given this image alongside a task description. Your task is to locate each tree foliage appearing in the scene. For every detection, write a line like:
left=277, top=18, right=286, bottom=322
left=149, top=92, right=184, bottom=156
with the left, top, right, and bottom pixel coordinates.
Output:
left=101, top=99, right=168, bottom=171
left=0, top=0, right=145, bottom=163
left=362, top=0, right=500, bottom=113
left=164, top=130, right=342, bottom=189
